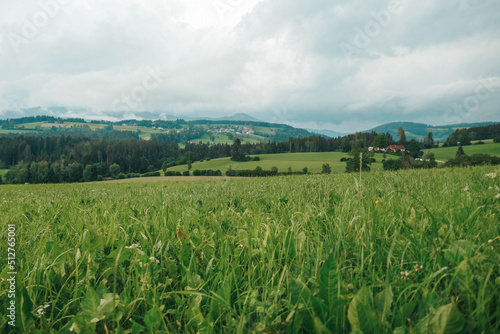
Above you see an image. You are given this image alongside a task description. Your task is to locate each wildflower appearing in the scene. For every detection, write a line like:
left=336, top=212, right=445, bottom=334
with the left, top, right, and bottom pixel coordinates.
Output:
left=463, top=186, right=469, bottom=192
left=177, top=231, right=187, bottom=241
left=35, top=304, right=50, bottom=317
left=149, top=256, right=160, bottom=264
left=414, top=264, right=423, bottom=272
left=401, top=271, right=409, bottom=280
left=237, top=212, right=241, bottom=216
left=496, top=194, right=500, bottom=199
left=266, top=217, right=270, bottom=221
left=125, top=243, right=140, bottom=249
left=484, top=172, right=497, bottom=179
left=375, top=200, right=380, bottom=205
left=237, top=244, right=244, bottom=250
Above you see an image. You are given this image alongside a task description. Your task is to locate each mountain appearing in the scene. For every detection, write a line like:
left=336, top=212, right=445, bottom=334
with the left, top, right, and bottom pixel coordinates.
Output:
left=307, top=129, right=348, bottom=138
left=364, top=121, right=500, bottom=142
left=216, top=113, right=260, bottom=122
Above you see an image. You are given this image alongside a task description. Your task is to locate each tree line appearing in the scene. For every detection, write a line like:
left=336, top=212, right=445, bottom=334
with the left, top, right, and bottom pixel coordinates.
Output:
left=443, top=123, right=500, bottom=146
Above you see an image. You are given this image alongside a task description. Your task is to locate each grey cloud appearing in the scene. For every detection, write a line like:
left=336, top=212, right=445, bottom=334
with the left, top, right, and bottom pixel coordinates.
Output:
left=0, top=0, right=499, bottom=133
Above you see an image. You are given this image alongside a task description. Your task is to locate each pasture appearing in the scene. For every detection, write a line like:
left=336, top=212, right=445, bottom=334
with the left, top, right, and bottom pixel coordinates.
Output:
left=0, top=166, right=499, bottom=332
left=167, top=152, right=384, bottom=174
left=423, top=141, right=500, bottom=161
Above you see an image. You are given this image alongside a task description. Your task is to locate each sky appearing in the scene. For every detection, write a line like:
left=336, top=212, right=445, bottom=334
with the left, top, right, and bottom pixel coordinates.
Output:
left=0, top=0, right=499, bottom=133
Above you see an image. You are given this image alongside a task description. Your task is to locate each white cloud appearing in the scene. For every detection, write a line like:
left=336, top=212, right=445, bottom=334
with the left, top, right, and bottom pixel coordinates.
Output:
left=0, top=0, right=499, bottom=133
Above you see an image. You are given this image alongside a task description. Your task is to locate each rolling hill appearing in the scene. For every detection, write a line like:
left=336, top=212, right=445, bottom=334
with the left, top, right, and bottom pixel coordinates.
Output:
left=364, top=121, right=500, bottom=142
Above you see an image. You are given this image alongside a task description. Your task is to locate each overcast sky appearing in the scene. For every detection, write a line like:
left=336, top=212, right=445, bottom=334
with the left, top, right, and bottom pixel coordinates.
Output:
left=0, top=0, right=499, bottom=132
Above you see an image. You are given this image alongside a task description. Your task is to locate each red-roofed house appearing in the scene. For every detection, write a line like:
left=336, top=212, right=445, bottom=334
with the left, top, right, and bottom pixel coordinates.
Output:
left=385, top=145, right=406, bottom=152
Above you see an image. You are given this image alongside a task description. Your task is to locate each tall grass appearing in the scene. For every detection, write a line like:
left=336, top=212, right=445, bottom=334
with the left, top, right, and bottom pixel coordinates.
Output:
left=0, top=166, right=499, bottom=333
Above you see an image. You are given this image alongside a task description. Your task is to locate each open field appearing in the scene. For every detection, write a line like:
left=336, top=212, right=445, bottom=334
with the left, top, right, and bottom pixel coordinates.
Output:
left=112, top=176, right=237, bottom=183
left=168, top=152, right=384, bottom=174
left=1, top=166, right=499, bottom=333
left=188, top=134, right=265, bottom=145
left=423, top=141, right=500, bottom=161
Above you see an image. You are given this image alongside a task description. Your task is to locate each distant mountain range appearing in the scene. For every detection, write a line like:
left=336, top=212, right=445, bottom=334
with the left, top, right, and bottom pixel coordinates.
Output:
left=363, top=121, right=500, bottom=142
left=1, top=107, right=499, bottom=142
left=0, top=107, right=261, bottom=123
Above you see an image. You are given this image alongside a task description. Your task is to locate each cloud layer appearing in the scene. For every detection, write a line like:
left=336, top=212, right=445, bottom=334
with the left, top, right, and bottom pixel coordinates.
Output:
left=1, top=0, right=499, bottom=132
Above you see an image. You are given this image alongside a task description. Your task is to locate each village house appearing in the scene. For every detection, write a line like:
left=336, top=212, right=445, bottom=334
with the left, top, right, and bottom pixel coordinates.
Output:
left=369, top=145, right=406, bottom=152
left=385, top=145, right=406, bottom=152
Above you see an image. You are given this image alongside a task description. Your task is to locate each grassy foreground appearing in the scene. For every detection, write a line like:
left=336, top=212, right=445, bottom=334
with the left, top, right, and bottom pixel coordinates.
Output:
left=1, top=166, right=499, bottom=333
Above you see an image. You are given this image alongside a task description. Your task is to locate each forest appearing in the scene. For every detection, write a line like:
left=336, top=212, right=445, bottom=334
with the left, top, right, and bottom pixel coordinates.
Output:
left=1, top=120, right=499, bottom=184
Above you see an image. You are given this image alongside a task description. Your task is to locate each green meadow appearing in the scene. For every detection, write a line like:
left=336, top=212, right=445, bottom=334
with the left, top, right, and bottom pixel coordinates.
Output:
left=1, top=166, right=499, bottom=333
left=423, top=141, right=500, bottom=161
left=168, top=152, right=384, bottom=174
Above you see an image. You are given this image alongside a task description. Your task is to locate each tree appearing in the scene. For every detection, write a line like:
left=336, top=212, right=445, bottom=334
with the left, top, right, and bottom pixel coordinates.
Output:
left=422, top=152, right=437, bottom=168
left=407, top=139, right=423, bottom=158
left=339, top=137, right=351, bottom=152
left=345, top=148, right=374, bottom=173
left=109, top=163, right=121, bottom=178
left=397, top=127, right=407, bottom=145
left=83, top=164, right=96, bottom=182
left=371, top=133, right=387, bottom=148
left=321, top=163, right=331, bottom=174
left=230, top=138, right=246, bottom=161
left=458, top=130, right=471, bottom=146
left=386, top=132, right=395, bottom=145
left=271, top=166, right=278, bottom=174
left=456, top=146, right=466, bottom=158
left=382, top=159, right=403, bottom=171
left=355, top=139, right=365, bottom=149
left=423, top=132, right=434, bottom=148
left=302, top=167, right=308, bottom=174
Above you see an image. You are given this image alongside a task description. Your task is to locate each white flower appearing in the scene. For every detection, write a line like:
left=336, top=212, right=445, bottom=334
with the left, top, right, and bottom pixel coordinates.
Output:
left=125, top=243, right=140, bottom=249
left=401, top=271, right=409, bottom=280
left=149, top=256, right=160, bottom=264
left=496, top=194, right=500, bottom=199
left=463, top=186, right=469, bottom=192
left=35, top=304, right=50, bottom=317
left=484, top=172, right=497, bottom=179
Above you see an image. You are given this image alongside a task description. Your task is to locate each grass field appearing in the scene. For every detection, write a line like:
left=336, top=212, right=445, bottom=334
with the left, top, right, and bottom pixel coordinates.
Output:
left=423, top=141, right=500, bottom=161
left=1, top=166, right=499, bottom=333
left=168, top=152, right=384, bottom=174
